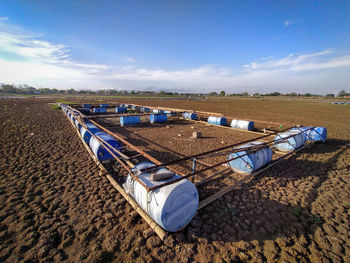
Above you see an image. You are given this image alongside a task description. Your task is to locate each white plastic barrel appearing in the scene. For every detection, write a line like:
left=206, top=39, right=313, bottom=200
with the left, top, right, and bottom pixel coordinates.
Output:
left=123, top=162, right=199, bottom=232
left=74, top=118, right=81, bottom=130
left=80, top=123, right=100, bottom=144
left=274, top=130, right=306, bottom=152
left=230, top=119, right=254, bottom=131
left=291, top=127, right=327, bottom=143
left=208, top=116, right=227, bottom=126
left=89, top=132, right=121, bottom=161
left=228, top=141, right=272, bottom=173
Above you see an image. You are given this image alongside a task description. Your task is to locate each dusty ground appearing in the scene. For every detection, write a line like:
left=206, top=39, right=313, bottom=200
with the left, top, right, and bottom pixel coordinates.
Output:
left=95, top=116, right=286, bottom=199
left=0, top=98, right=349, bottom=262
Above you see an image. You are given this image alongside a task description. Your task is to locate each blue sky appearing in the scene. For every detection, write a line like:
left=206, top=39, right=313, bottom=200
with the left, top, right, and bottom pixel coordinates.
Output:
left=0, top=0, right=349, bottom=94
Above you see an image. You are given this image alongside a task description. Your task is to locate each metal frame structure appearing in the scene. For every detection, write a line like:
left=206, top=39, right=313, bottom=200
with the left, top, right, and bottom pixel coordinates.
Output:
left=60, top=102, right=317, bottom=242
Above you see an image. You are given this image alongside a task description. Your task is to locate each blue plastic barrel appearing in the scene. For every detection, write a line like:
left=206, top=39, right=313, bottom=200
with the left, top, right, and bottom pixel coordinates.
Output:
left=150, top=114, right=167, bottom=123
left=92, top=108, right=107, bottom=113
left=207, top=116, right=227, bottom=126
left=182, top=112, right=197, bottom=120
left=115, top=107, right=128, bottom=113
left=291, top=127, right=327, bottom=143
left=123, top=162, right=199, bottom=232
left=82, top=104, right=91, bottom=108
left=274, top=130, right=306, bottom=152
left=120, top=116, right=140, bottom=126
left=100, top=104, right=109, bottom=108
left=89, top=132, right=121, bottom=161
left=80, top=123, right=100, bottom=144
left=131, top=105, right=140, bottom=110
left=74, top=119, right=82, bottom=130
left=231, top=119, right=254, bottom=131
left=228, top=141, right=272, bottom=174
left=141, top=107, right=150, bottom=112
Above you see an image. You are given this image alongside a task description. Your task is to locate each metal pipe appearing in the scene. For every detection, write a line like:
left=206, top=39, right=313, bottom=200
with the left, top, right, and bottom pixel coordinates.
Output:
left=66, top=104, right=313, bottom=193
left=89, top=119, right=163, bottom=165
left=147, top=127, right=314, bottom=191
left=86, top=113, right=153, bottom=119
left=67, top=106, right=151, bottom=191
left=139, top=126, right=295, bottom=173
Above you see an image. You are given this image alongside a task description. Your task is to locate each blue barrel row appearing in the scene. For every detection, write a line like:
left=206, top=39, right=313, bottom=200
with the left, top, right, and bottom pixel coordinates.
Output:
left=82, top=104, right=108, bottom=108
left=207, top=115, right=255, bottom=131
left=228, top=127, right=327, bottom=173
left=61, top=104, right=198, bottom=232
left=80, top=103, right=173, bottom=117
left=274, top=127, right=327, bottom=152
left=61, top=104, right=122, bottom=162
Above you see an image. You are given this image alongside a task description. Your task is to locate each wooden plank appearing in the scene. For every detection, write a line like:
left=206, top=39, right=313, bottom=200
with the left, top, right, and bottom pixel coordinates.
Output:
left=64, top=110, right=169, bottom=242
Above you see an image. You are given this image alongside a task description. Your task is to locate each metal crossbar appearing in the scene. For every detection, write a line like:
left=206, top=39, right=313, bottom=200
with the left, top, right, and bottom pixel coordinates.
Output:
left=66, top=106, right=153, bottom=191
left=145, top=127, right=315, bottom=191
left=64, top=104, right=315, bottom=193
left=138, top=126, right=297, bottom=173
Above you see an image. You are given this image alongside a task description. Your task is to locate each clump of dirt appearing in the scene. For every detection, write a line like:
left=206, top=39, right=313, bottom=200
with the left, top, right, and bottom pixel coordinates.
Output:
left=0, top=98, right=349, bottom=262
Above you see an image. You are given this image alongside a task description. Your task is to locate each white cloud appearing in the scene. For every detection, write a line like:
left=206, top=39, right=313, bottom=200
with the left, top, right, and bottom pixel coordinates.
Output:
left=125, top=57, right=136, bottom=63
left=98, top=50, right=350, bottom=93
left=284, top=20, right=290, bottom=26
left=242, top=49, right=341, bottom=71
left=0, top=17, right=8, bottom=22
left=0, top=19, right=349, bottom=94
left=0, top=32, right=67, bottom=61
left=0, top=31, right=109, bottom=72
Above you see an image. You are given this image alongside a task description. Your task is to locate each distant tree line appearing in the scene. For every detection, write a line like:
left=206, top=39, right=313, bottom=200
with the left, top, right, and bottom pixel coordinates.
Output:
left=208, top=90, right=350, bottom=98
left=1, top=84, right=349, bottom=98
left=0, top=84, right=185, bottom=96
left=0, top=84, right=93, bottom=95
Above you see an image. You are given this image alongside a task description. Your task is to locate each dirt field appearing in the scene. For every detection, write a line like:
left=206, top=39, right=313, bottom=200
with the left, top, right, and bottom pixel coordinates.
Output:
left=0, top=97, right=349, bottom=262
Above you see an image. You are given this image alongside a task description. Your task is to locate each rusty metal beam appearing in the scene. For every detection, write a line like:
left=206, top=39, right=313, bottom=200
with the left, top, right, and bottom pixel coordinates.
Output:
left=86, top=113, right=153, bottom=119
left=138, top=126, right=295, bottom=173
left=63, top=109, right=168, bottom=241
left=145, top=127, right=315, bottom=191
left=67, top=106, right=152, bottom=191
